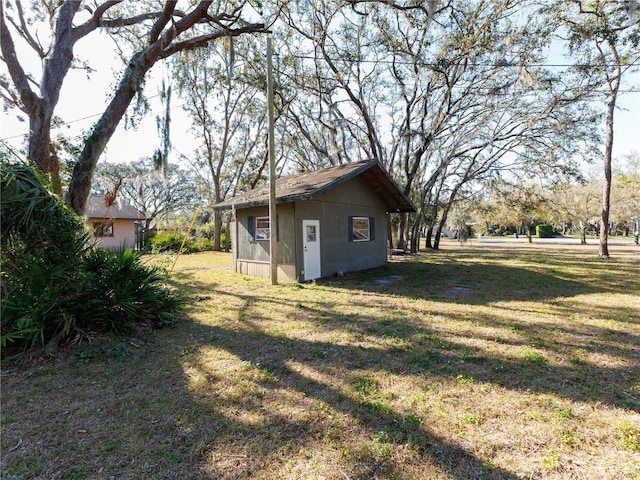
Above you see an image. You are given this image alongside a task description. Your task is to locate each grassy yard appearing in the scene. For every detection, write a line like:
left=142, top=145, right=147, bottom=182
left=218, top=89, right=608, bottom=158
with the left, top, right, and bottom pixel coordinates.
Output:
left=1, top=241, right=639, bottom=479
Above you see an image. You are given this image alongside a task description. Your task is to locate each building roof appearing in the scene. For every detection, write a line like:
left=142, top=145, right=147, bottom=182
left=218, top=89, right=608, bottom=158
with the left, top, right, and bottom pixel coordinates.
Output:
left=84, top=195, right=144, bottom=220
left=214, top=160, right=416, bottom=213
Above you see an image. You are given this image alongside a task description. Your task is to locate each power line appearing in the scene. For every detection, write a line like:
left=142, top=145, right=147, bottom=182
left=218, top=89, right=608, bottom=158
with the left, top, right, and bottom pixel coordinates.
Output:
left=3, top=84, right=639, bottom=143
left=3, top=56, right=638, bottom=144
left=1, top=95, right=188, bottom=143
left=284, top=53, right=639, bottom=69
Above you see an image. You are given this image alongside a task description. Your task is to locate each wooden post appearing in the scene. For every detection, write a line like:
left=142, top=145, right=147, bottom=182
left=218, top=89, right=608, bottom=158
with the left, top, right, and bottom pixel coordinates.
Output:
left=267, top=35, right=277, bottom=285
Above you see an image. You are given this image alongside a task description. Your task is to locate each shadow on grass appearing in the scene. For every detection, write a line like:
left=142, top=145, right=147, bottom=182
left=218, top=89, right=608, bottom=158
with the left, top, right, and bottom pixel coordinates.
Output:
left=103, top=246, right=640, bottom=478
left=172, top=277, right=637, bottom=478
left=3, top=247, right=636, bottom=479
left=181, top=308, right=524, bottom=479
left=173, top=249, right=639, bottom=413
left=340, top=253, right=593, bottom=303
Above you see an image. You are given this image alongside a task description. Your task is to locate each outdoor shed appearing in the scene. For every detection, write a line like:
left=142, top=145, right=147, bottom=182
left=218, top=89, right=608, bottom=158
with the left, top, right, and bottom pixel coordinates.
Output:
left=214, top=160, right=416, bottom=282
left=85, top=195, right=145, bottom=250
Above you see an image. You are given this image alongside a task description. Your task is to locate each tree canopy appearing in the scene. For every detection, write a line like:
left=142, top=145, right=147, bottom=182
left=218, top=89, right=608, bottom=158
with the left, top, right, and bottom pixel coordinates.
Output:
left=1, top=0, right=266, bottom=215
left=2, top=0, right=637, bottom=253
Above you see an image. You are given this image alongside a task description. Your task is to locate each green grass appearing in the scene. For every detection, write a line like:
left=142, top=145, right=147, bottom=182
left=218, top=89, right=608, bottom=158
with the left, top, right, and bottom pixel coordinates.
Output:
left=1, top=241, right=639, bottom=479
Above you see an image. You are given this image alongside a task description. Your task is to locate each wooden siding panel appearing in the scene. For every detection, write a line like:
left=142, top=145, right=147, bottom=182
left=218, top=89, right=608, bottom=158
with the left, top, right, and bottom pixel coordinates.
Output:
left=236, top=260, right=296, bottom=282
left=236, top=204, right=296, bottom=265
left=294, top=175, right=388, bottom=278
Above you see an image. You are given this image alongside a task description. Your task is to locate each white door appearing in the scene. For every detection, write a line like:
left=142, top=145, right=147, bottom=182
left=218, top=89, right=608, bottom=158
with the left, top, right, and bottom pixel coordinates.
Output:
left=303, top=220, right=321, bottom=280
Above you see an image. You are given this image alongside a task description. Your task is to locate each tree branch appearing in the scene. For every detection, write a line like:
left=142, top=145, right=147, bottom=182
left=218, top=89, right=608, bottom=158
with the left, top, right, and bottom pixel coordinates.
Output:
left=73, top=0, right=123, bottom=40
left=0, top=2, right=38, bottom=114
left=0, top=77, right=26, bottom=114
left=149, top=1, right=178, bottom=44
left=159, top=23, right=268, bottom=58
left=66, top=1, right=265, bottom=214
left=9, top=0, right=47, bottom=57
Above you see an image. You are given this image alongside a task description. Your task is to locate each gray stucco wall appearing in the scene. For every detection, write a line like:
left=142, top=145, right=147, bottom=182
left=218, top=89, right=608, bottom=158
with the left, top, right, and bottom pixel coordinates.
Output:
left=294, top=175, right=389, bottom=278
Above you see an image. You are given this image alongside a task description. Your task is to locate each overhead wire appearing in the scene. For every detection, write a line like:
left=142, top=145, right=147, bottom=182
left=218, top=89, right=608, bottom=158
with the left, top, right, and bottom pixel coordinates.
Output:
left=2, top=54, right=638, bottom=143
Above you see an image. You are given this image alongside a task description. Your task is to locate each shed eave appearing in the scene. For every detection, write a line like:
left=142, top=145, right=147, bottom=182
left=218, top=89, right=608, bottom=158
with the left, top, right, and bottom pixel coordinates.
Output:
left=213, top=160, right=416, bottom=213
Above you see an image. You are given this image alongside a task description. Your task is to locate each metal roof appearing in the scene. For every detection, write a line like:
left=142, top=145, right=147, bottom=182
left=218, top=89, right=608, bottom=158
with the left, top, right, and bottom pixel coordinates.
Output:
left=84, top=195, right=145, bottom=220
left=214, top=160, right=416, bottom=213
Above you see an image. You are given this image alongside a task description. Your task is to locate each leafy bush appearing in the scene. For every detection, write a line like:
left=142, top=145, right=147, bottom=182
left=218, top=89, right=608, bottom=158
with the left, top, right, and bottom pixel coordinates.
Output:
left=198, top=222, right=217, bottom=239
left=190, top=238, right=215, bottom=252
left=1, top=160, right=185, bottom=353
left=1, top=161, right=90, bottom=348
left=536, top=224, right=554, bottom=238
left=148, top=231, right=184, bottom=253
left=148, top=230, right=219, bottom=253
left=74, top=248, right=185, bottom=334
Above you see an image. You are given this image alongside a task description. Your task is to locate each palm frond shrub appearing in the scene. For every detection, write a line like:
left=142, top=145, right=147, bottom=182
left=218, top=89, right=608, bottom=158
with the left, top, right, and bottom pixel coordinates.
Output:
left=1, top=161, right=90, bottom=349
left=1, top=160, right=185, bottom=353
left=74, top=248, right=185, bottom=334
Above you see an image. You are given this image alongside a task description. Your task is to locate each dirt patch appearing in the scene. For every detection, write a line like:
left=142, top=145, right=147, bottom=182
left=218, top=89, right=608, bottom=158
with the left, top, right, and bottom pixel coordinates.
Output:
left=444, top=286, right=471, bottom=297
left=363, top=275, right=405, bottom=286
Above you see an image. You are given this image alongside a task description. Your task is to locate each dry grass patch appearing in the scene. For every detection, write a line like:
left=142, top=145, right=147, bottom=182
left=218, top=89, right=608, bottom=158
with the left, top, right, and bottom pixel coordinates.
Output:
left=2, top=242, right=639, bottom=479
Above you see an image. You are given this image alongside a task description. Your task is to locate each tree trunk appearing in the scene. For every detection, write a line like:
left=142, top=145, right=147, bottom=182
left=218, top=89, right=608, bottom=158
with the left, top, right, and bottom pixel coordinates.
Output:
left=224, top=212, right=231, bottom=252
left=433, top=223, right=443, bottom=250
left=433, top=203, right=452, bottom=250
left=424, top=201, right=439, bottom=249
left=396, top=212, right=407, bottom=251
left=29, top=109, right=55, bottom=173
left=48, top=145, right=63, bottom=195
left=67, top=51, right=159, bottom=215
left=597, top=30, right=624, bottom=258
left=211, top=171, right=223, bottom=251
left=214, top=209, right=222, bottom=251
left=410, top=215, right=421, bottom=253
left=599, top=89, right=616, bottom=258
left=425, top=225, right=434, bottom=249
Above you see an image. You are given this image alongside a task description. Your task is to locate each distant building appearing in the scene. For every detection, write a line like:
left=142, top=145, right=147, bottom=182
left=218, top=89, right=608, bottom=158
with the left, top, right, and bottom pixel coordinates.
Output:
left=85, top=195, right=145, bottom=250
left=214, top=160, right=416, bottom=282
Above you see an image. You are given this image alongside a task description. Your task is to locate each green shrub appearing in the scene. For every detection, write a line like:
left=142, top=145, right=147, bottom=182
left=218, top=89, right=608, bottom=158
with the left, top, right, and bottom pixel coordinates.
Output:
left=198, top=222, right=217, bottom=239
left=148, top=231, right=184, bottom=253
left=1, top=161, right=90, bottom=348
left=148, top=231, right=224, bottom=253
left=190, top=238, right=215, bottom=252
left=1, top=160, right=185, bottom=352
left=536, top=224, right=554, bottom=238
left=74, top=248, right=185, bottom=334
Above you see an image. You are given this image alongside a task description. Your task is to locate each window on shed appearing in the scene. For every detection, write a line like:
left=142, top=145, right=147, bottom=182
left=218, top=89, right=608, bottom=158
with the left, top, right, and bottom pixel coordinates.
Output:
left=351, top=216, right=370, bottom=242
left=93, top=221, right=114, bottom=237
left=255, top=216, right=270, bottom=241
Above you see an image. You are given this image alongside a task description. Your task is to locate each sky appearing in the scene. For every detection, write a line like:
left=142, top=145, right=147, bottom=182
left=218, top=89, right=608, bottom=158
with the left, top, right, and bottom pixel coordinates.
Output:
left=1, top=23, right=639, bottom=170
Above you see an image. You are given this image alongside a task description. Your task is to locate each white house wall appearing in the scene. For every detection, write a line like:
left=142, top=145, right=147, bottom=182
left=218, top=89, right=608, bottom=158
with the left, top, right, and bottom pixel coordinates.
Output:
left=90, top=218, right=137, bottom=250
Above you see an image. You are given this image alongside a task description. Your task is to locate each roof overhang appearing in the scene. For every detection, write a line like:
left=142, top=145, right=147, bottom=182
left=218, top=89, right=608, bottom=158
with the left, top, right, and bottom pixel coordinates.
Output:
left=214, top=160, right=416, bottom=213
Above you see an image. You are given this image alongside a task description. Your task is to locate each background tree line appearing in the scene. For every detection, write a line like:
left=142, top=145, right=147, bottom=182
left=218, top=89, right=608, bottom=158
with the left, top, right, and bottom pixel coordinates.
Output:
left=464, top=150, right=640, bottom=244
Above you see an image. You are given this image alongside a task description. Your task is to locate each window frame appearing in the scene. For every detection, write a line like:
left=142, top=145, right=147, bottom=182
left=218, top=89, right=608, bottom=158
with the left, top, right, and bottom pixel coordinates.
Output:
left=351, top=216, right=371, bottom=242
left=255, top=216, right=270, bottom=241
left=93, top=220, right=114, bottom=237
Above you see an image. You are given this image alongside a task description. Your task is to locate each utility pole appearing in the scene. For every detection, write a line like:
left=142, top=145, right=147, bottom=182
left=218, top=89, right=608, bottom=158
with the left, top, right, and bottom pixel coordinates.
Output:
left=267, top=35, right=277, bottom=285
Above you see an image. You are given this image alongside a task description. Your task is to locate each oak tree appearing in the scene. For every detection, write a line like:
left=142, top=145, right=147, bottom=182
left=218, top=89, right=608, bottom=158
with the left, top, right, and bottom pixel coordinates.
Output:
left=1, top=0, right=266, bottom=215
left=548, top=0, right=640, bottom=256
